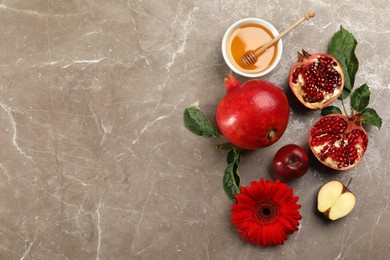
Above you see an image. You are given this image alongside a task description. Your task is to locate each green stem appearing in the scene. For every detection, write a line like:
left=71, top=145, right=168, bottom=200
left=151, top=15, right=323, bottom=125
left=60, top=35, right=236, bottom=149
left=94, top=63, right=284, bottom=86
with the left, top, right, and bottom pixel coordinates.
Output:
left=341, top=99, right=348, bottom=116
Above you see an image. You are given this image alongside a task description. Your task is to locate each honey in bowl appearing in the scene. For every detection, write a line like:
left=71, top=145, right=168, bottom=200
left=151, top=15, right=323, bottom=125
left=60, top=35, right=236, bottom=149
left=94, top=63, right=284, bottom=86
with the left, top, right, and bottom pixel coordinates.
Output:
left=227, top=23, right=278, bottom=74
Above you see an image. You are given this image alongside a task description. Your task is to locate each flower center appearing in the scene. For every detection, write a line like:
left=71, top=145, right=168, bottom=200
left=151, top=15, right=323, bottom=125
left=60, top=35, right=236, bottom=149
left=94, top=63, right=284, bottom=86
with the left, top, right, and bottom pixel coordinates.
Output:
left=255, top=200, right=280, bottom=222
left=262, top=208, right=271, bottom=215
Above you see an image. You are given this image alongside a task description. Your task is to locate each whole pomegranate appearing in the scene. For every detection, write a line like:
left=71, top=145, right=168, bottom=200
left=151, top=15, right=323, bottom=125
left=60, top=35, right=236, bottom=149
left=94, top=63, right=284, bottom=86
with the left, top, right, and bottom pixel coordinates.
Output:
left=308, top=114, right=368, bottom=170
left=216, top=75, right=289, bottom=150
left=289, top=50, right=344, bottom=109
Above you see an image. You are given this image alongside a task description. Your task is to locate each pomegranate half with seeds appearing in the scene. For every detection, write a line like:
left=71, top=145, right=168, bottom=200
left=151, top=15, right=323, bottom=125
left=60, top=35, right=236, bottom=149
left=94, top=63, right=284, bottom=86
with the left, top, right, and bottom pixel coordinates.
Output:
left=308, top=114, right=368, bottom=170
left=289, top=50, right=344, bottom=109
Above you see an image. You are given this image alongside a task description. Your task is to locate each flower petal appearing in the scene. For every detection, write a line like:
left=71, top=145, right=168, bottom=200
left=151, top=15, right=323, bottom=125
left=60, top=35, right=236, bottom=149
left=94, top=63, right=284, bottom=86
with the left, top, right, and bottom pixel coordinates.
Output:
left=262, top=226, right=269, bottom=247
left=247, top=224, right=258, bottom=243
left=236, top=193, right=256, bottom=206
left=247, top=181, right=261, bottom=200
left=254, top=225, right=263, bottom=245
left=264, top=180, right=273, bottom=200
left=274, top=222, right=287, bottom=244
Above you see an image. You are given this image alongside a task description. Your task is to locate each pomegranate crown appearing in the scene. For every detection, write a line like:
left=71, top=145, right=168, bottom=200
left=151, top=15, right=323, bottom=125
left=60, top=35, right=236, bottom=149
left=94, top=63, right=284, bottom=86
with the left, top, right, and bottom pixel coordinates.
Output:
left=224, top=74, right=241, bottom=93
left=297, top=49, right=311, bottom=62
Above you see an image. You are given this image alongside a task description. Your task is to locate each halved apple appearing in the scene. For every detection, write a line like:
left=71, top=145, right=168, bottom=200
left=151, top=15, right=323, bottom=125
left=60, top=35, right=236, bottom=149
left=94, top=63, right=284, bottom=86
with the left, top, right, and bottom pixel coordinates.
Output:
left=317, top=180, right=356, bottom=220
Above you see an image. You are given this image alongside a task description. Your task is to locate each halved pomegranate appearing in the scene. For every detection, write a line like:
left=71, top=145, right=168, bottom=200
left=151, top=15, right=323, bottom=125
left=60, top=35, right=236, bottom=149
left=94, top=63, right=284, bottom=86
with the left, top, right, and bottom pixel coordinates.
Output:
left=289, top=50, right=344, bottom=109
left=308, top=114, right=368, bottom=170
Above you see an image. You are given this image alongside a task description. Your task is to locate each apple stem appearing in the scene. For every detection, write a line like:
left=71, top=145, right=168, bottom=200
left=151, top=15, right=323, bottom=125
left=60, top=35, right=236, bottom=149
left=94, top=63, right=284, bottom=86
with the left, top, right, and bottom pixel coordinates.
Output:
left=288, top=157, right=298, bottom=164
left=344, top=177, right=353, bottom=192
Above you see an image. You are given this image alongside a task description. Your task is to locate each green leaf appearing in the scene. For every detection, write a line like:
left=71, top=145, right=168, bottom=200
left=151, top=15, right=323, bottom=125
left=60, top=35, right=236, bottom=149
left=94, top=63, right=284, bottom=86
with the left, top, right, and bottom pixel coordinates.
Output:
left=223, top=148, right=241, bottom=202
left=361, top=108, right=382, bottom=129
left=226, top=147, right=241, bottom=164
left=351, top=84, right=370, bottom=112
left=183, top=107, right=220, bottom=137
left=321, top=106, right=343, bottom=116
left=328, top=26, right=359, bottom=99
left=215, top=142, right=237, bottom=152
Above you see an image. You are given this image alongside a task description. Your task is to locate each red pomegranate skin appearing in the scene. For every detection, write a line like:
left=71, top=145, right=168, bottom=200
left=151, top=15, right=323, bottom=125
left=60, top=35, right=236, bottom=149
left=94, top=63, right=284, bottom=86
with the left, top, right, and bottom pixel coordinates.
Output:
left=216, top=75, right=290, bottom=150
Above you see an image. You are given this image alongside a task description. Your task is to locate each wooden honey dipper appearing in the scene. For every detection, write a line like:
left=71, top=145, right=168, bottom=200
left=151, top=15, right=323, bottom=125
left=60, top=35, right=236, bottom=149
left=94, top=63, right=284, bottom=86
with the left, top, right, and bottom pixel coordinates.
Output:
left=241, top=9, right=316, bottom=66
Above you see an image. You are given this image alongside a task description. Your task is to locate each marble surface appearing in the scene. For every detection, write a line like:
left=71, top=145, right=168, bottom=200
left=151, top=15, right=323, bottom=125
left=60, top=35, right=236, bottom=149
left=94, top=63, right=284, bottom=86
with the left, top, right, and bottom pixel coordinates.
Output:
left=0, top=0, right=389, bottom=259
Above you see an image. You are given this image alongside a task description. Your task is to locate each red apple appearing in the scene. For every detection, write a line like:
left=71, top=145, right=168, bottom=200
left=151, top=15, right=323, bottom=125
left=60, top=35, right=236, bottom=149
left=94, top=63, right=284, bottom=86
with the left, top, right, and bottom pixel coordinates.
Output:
left=273, top=144, right=309, bottom=179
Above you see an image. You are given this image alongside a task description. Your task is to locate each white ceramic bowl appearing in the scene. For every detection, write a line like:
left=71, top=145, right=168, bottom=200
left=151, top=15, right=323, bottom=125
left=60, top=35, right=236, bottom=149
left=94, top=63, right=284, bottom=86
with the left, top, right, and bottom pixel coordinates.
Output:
left=222, top=18, right=283, bottom=78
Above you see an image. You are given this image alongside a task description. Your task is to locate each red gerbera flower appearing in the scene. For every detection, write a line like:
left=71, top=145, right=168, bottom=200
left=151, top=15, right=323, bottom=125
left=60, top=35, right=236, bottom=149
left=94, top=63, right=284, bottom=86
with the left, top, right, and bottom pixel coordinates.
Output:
left=231, top=178, right=302, bottom=246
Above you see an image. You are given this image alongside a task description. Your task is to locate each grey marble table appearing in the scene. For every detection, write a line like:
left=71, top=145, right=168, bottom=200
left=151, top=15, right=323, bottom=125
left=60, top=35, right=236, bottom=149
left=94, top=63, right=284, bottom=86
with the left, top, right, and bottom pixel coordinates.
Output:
left=0, top=0, right=389, bottom=259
